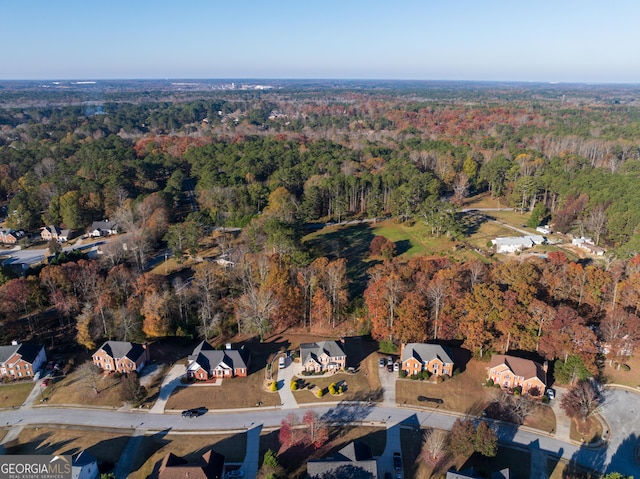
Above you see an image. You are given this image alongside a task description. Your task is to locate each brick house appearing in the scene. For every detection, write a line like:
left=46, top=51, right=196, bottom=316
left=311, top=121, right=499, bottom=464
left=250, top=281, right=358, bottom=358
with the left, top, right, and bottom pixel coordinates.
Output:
left=186, top=341, right=250, bottom=380
left=488, top=354, right=547, bottom=396
left=300, top=340, right=347, bottom=373
left=41, top=225, right=73, bottom=243
left=0, top=341, right=47, bottom=379
left=400, top=343, right=454, bottom=377
left=92, top=341, right=150, bottom=374
left=0, top=228, right=25, bottom=244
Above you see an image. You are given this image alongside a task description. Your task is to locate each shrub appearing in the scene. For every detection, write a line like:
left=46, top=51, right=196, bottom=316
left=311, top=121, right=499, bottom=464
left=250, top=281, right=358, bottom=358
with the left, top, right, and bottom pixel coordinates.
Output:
left=621, top=364, right=631, bottom=372
left=541, top=395, right=550, bottom=404
left=410, top=374, right=420, bottom=380
left=338, top=386, right=343, bottom=394
left=453, top=368, right=461, bottom=377
left=317, top=388, right=324, bottom=398
left=270, top=381, right=278, bottom=392
left=290, top=380, right=298, bottom=391
left=328, top=383, right=337, bottom=395
left=420, top=370, right=431, bottom=380
left=486, top=378, right=494, bottom=387
left=398, top=370, right=407, bottom=379
left=512, top=386, right=522, bottom=396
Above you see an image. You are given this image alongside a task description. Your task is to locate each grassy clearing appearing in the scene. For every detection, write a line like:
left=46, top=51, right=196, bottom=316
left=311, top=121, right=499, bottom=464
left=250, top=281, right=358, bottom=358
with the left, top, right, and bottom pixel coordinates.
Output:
left=602, top=354, right=640, bottom=388
left=44, top=365, right=123, bottom=408
left=548, top=457, right=600, bottom=479
left=0, top=381, right=35, bottom=408
left=4, top=426, right=130, bottom=467
left=260, top=426, right=386, bottom=479
left=129, top=432, right=246, bottom=479
left=523, top=404, right=556, bottom=434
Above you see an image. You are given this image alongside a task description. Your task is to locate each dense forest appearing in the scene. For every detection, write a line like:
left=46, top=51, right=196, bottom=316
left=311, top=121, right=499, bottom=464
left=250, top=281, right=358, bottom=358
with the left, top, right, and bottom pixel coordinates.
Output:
left=1, top=80, right=640, bottom=378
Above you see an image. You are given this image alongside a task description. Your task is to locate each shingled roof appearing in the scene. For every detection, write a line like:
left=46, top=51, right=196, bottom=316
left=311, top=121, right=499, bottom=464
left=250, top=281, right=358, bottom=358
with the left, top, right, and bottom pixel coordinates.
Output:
left=0, top=342, right=44, bottom=364
left=95, top=341, right=147, bottom=362
left=300, top=340, right=346, bottom=365
left=187, top=341, right=249, bottom=373
left=489, top=355, right=546, bottom=384
left=401, top=343, right=453, bottom=365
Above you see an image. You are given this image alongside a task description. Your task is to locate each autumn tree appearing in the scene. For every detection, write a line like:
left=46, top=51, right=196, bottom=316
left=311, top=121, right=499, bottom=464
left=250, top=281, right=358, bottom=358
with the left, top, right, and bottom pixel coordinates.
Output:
left=560, top=380, right=601, bottom=421
left=448, top=419, right=476, bottom=457
left=369, top=235, right=396, bottom=259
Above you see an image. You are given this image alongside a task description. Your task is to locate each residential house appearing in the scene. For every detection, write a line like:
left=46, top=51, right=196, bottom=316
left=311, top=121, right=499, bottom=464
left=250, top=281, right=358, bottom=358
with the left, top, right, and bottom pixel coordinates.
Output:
left=491, top=235, right=546, bottom=254
left=156, top=450, right=225, bottom=479
left=88, top=220, right=119, bottom=237
left=0, top=341, right=47, bottom=379
left=0, top=228, right=25, bottom=244
left=536, top=225, right=552, bottom=235
left=41, top=225, right=74, bottom=243
left=72, top=450, right=99, bottom=479
left=400, top=343, right=454, bottom=377
left=300, top=340, right=347, bottom=373
left=92, top=341, right=150, bottom=374
left=488, top=355, right=547, bottom=396
left=447, top=467, right=510, bottom=479
left=186, top=341, right=250, bottom=379
left=307, top=440, right=379, bottom=479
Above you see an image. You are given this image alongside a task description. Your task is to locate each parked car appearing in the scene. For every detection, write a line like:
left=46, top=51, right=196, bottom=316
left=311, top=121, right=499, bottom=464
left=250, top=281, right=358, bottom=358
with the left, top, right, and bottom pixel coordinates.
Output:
left=181, top=409, right=198, bottom=418
left=387, top=357, right=393, bottom=366
left=393, top=362, right=400, bottom=372
left=278, top=357, right=285, bottom=369
left=387, top=364, right=394, bottom=372
left=546, top=388, right=556, bottom=399
left=41, top=378, right=50, bottom=387
left=379, top=358, right=386, bottom=368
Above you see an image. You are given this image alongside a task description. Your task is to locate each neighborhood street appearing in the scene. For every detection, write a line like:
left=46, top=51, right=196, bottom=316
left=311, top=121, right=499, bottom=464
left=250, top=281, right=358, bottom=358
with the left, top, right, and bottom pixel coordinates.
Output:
left=1, top=387, right=639, bottom=477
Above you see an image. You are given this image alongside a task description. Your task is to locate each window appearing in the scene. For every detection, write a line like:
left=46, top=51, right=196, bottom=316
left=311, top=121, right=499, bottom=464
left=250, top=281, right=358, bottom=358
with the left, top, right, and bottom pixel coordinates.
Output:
left=16, top=365, right=20, bottom=370
left=26, top=371, right=30, bottom=376
left=24, top=364, right=29, bottom=369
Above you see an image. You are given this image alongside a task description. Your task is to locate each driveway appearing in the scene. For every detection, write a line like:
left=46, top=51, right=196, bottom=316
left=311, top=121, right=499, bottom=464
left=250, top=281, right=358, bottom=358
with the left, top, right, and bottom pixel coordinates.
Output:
left=378, top=362, right=397, bottom=406
left=276, top=356, right=299, bottom=409
left=549, top=386, right=572, bottom=441
left=149, top=364, right=185, bottom=413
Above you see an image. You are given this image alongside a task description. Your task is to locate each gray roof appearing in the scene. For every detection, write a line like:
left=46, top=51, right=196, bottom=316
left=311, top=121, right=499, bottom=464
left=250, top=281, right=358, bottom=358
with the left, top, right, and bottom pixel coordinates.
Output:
left=307, top=441, right=377, bottom=479
left=90, top=220, right=117, bottom=231
left=95, top=341, right=146, bottom=362
left=300, top=340, right=346, bottom=365
left=401, top=343, right=453, bottom=365
left=0, top=342, right=44, bottom=364
left=188, top=341, right=249, bottom=372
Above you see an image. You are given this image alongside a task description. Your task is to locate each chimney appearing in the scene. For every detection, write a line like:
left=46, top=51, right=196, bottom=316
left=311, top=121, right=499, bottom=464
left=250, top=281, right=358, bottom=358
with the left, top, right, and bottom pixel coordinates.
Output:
left=542, top=360, right=548, bottom=374
left=11, top=340, right=18, bottom=346
left=226, top=343, right=232, bottom=350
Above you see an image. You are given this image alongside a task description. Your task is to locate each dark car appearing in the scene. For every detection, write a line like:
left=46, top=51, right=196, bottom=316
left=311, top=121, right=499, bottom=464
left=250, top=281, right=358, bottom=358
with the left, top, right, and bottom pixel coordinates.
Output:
left=393, top=452, right=402, bottom=471
left=379, top=358, right=386, bottom=368
left=181, top=409, right=198, bottom=418
left=387, top=364, right=394, bottom=372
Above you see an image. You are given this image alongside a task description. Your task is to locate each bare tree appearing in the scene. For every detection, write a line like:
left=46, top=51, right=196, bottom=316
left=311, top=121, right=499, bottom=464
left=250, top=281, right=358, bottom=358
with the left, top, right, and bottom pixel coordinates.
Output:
left=421, top=428, right=448, bottom=465
left=77, top=360, right=102, bottom=395
left=586, top=204, right=608, bottom=246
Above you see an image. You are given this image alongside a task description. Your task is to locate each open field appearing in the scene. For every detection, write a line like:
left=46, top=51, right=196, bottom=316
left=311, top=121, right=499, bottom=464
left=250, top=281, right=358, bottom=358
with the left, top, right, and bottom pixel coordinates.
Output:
left=44, top=364, right=124, bottom=408
left=3, top=426, right=130, bottom=469
left=129, top=432, right=246, bottom=479
left=259, top=426, right=386, bottom=479
left=602, top=354, right=640, bottom=388
left=0, top=381, right=34, bottom=408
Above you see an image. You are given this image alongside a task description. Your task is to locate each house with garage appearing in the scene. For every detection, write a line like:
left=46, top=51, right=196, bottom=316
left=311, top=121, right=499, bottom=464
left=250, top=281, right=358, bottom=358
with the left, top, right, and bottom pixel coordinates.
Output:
left=491, top=235, right=546, bottom=254
left=186, top=341, right=250, bottom=380
left=92, top=341, right=150, bottom=374
left=88, top=219, right=119, bottom=237
left=400, top=343, right=454, bottom=377
left=488, top=354, right=547, bottom=396
left=156, top=450, right=225, bottom=479
left=0, top=228, right=25, bottom=244
left=0, top=341, right=47, bottom=379
left=307, top=440, right=379, bottom=479
left=41, top=225, right=74, bottom=243
left=300, top=340, right=347, bottom=373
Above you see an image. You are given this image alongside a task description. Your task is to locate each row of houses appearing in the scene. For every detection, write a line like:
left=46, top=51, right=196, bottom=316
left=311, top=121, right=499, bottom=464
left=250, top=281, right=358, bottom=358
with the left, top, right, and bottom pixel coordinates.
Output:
left=0, top=220, right=119, bottom=246
left=1, top=338, right=548, bottom=398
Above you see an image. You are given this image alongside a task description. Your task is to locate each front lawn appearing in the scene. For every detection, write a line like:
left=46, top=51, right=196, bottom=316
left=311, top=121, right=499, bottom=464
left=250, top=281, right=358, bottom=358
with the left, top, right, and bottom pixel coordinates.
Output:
left=44, top=366, right=124, bottom=408
left=396, top=359, right=490, bottom=414
left=570, top=416, right=603, bottom=444
left=0, top=381, right=35, bottom=408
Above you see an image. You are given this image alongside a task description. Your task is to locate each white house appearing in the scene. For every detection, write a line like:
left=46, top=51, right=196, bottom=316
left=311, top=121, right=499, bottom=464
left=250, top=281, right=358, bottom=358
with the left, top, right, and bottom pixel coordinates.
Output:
left=491, top=235, right=546, bottom=254
left=536, top=225, right=552, bottom=235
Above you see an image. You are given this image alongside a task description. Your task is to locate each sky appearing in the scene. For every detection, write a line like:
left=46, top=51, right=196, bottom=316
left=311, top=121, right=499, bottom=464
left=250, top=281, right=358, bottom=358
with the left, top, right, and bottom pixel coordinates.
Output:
left=2, top=0, right=639, bottom=82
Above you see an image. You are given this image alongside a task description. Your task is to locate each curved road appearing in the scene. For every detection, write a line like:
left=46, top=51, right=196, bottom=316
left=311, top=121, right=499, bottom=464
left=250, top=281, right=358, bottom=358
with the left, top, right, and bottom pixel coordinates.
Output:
left=1, top=388, right=638, bottom=476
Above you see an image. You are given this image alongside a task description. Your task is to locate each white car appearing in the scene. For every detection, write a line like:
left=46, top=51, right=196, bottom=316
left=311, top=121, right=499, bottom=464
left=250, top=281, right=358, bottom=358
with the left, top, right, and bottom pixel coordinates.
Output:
left=278, top=357, right=285, bottom=369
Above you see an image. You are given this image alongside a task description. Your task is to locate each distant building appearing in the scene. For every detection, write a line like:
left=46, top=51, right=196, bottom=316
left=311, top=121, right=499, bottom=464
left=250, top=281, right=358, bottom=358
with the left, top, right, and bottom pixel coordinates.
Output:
left=488, top=355, right=546, bottom=396
left=572, top=237, right=605, bottom=256
left=0, top=341, right=47, bottom=379
left=88, top=220, right=119, bottom=237
left=300, top=340, right=347, bottom=373
left=41, top=225, right=74, bottom=243
left=186, top=341, right=250, bottom=379
left=0, top=228, right=25, bottom=244
left=492, top=235, right=546, bottom=254
left=92, top=341, right=150, bottom=374
left=307, top=440, right=379, bottom=479
left=536, top=225, right=552, bottom=235
left=156, top=450, right=225, bottom=479
left=400, top=343, right=454, bottom=377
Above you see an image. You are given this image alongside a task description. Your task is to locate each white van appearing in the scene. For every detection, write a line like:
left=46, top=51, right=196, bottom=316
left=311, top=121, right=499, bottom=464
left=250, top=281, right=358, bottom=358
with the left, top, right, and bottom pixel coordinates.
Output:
left=278, top=357, right=286, bottom=369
